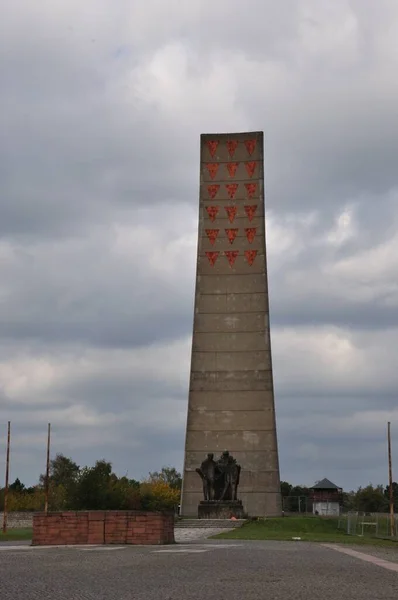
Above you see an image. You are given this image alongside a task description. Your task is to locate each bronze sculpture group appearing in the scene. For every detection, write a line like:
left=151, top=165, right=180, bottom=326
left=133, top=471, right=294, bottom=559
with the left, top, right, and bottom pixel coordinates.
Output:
left=196, top=451, right=241, bottom=503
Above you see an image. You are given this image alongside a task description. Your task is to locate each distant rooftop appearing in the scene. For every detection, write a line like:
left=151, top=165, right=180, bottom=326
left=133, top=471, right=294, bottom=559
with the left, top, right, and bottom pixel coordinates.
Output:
left=311, top=478, right=340, bottom=490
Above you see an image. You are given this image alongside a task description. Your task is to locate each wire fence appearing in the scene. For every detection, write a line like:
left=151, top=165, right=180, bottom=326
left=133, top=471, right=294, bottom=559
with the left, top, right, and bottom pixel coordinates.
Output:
left=338, top=512, right=398, bottom=540
left=282, top=496, right=313, bottom=514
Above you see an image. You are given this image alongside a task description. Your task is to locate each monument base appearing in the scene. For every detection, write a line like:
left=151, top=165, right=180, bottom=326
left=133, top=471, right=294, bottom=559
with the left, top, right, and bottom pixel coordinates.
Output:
left=198, top=501, right=245, bottom=520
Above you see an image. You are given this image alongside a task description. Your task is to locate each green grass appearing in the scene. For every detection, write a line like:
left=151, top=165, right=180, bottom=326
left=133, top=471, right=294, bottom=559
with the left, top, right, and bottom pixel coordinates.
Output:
left=0, top=528, right=33, bottom=542
left=213, top=517, right=398, bottom=547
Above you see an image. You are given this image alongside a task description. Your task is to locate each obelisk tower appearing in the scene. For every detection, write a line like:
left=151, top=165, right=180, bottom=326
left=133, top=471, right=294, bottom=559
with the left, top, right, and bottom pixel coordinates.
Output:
left=180, top=131, right=282, bottom=517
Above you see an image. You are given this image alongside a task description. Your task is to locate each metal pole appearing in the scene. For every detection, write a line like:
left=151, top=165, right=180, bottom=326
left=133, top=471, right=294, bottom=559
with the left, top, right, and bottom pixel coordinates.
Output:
left=2, top=421, right=11, bottom=534
left=44, top=423, right=51, bottom=513
left=387, top=422, right=394, bottom=537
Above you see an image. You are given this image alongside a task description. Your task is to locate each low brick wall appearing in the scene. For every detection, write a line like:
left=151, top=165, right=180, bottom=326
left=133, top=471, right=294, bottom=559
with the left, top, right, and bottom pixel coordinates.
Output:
left=32, top=511, right=175, bottom=546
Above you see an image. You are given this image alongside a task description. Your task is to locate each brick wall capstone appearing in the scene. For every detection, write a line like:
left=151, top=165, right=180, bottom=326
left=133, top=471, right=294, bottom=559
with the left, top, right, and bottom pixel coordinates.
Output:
left=32, top=511, right=175, bottom=546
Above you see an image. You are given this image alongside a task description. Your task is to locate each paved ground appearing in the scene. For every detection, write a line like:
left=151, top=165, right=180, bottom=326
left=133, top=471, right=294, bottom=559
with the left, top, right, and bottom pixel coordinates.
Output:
left=1, top=536, right=398, bottom=599
left=175, top=526, right=233, bottom=542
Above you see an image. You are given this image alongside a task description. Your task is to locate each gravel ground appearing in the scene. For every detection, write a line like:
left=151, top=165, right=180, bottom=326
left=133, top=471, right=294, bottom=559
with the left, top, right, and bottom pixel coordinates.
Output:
left=1, top=539, right=398, bottom=599
left=343, top=544, right=398, bottom=564
left=174, top=527, right=233, bottom=542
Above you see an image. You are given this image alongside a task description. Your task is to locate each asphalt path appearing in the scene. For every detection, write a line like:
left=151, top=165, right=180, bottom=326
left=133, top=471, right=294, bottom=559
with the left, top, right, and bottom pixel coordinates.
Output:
left=0, top=539, right=397, bottom=599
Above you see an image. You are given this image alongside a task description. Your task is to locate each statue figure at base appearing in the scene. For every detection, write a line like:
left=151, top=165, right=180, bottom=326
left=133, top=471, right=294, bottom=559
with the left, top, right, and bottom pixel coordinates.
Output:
left=195, top=453, right=216, bottom=501
left=196, top=450, right=241, bottom=502
left=196, top=451, right=244, bottom=519
left=217, top=450, right=241, bottom=502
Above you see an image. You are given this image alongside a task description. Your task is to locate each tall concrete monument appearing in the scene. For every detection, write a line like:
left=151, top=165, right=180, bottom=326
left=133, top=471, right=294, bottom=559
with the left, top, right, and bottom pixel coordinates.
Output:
left=181, top=132, right=282, bottom=517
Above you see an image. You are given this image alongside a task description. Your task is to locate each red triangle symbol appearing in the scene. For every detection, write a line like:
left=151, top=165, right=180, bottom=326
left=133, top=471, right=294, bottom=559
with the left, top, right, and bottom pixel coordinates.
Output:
left=245, top=183, right=257, bottom=199
left=206, top=251, right=219, bottom=266
left=225, top=228, right=238, bottom=244
left=206, top=140, right=219, bottom=157
left=244, top=139, right=256, bottom=156
left=207, top=185, right=220, bottom=199
left=206, top=206, right=219, bottom=222
left=206, top=163, right=219, bottom=179
left=226, top=140, right=239, bottom=158
left=225, top=184, right=238, bottom=199
left=227, top=162, right=239, bottom=178
left=245, top=228, right=256, bottom=243
left=245, top=161, right=257, bottom=178
left=245, top=250, right=257, bottom=266
left=206, top=229, right=219, bottom=245
left=244, top=205, right=257, bottom=221
left=225, top=250, right=239, bottom=267
left=225, top=206, right=237, bottom=223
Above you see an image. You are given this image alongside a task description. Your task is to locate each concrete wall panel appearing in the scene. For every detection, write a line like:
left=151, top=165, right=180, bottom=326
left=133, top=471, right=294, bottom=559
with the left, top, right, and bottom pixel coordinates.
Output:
left=189, top=369, right=274, bottom=392
left=189, top=350, right=272, bottom=372
left=192, top=331, right=269, bottom=352
left=186, top=409, right=276, bottom=431
left=196, top=293, right=268, bottom=314
left=194, top=312, right=269, bottom=333
left=198, top=275, right=269, bottom=294
left=185, top=430, right=278, bottom=453
left=188, top=390, right=275, bottom=411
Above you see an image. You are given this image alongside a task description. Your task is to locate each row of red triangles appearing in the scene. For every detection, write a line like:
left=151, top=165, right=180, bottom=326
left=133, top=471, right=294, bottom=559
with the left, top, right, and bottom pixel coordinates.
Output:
left=206, top=250, right=257, bottom=267
left=207, top=183, right=256, bottom=199
left=206, top=161, right=256, bottom=179
left=206, top=205, right=257, bottom=222
left=206, top=139, right=257, bottom=158
left=206, top=228, right=256, bottom=245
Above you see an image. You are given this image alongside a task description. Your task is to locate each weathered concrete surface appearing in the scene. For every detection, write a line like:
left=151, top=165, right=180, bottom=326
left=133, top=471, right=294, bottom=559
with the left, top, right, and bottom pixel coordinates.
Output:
left=0, top=512, right=33, bottom=529
left=1, top=540, right=398, bottom=599
left=181, top=132, right=281, bottom=517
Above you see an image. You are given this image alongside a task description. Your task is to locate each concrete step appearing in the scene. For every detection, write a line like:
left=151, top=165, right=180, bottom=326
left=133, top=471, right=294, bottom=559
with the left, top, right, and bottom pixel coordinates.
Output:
left=175, top=519, right=246, bottom=529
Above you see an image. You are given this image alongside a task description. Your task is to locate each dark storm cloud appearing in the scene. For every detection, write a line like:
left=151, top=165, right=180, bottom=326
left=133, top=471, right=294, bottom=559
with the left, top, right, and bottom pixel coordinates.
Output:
left=1, top=0, right=398, bottom=489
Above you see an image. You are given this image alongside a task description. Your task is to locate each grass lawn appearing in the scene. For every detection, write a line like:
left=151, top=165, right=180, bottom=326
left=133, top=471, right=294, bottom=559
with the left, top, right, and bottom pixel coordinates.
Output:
left=0, top=528, right=33, bottom=542
left=213, top=517, right=398, bottom=547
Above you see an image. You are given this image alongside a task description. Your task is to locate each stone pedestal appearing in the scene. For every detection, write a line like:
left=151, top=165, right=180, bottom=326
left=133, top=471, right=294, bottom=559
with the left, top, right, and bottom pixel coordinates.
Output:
left=198, top=501, right=245, bottom=520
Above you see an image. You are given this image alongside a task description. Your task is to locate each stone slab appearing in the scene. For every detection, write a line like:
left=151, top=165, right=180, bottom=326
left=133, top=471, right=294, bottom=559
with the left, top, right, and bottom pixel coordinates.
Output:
left=186, top=408, right=276, bottom=431
left=193, top=312, right=269, bottom=333
left=198, top=502, right=245, bottom=519
left=188, top=390, right=276, bottom=411
left=192, top=331, right=270, bottom=352
left=190, top=350, right=271, bottom=372
left=184, top=430, right=278, bottom=452
left=196, top=292, right=269, bottom=314
left=197, top=275, right=270, bottom=294
left=189, top=370, right=274, bottom=392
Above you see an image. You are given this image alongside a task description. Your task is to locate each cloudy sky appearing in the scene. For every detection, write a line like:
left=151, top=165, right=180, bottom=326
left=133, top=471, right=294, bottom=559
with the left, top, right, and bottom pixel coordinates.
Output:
left=1, top=0, right=397, bottom=491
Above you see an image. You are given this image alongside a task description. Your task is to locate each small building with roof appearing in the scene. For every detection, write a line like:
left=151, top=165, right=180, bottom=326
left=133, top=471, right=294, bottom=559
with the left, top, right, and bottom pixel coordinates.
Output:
left=310, top=478, right=343, bottom=516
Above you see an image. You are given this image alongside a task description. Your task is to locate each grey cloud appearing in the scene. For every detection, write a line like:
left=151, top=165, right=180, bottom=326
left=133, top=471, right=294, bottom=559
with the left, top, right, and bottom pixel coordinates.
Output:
left=1, top=0, right=398, bottom=491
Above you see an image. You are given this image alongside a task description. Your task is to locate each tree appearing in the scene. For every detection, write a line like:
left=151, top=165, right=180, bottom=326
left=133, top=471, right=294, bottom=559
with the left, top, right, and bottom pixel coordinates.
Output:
left=342, top=491, right=356, bottom=511
left=40, top=453, right=80, bottom=488
left=70, top=460, right=113, bottom=510
left=140, top=480, right=180, bottom=511
left=148, top=467, right=182, bottom=490
left=290, top=485, right=310, bottom=497
left=9, top=478, right=25, bottom=493
left=280, top=481, right=292, bottom=498
left=354, top=485, right=388, bottom=513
